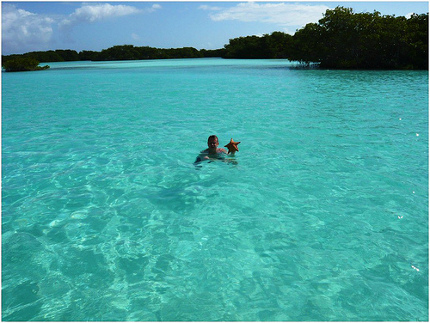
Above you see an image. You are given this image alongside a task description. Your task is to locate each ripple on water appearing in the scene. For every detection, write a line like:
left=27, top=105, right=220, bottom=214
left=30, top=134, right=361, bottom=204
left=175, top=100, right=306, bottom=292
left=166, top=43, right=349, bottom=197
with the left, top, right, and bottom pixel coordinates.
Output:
left=2, top=60, right=428, bottom=321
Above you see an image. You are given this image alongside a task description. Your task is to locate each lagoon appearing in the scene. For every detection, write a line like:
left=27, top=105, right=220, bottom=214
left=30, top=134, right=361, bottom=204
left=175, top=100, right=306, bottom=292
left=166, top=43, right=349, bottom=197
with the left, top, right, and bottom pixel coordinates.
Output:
left=2, top=58, right=428, bottom=321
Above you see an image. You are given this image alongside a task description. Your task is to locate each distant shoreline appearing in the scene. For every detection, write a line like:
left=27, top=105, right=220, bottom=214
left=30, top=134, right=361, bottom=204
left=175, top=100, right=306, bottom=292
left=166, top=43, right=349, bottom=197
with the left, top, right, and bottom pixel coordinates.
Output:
left=2, top=7, right=428, bottom=71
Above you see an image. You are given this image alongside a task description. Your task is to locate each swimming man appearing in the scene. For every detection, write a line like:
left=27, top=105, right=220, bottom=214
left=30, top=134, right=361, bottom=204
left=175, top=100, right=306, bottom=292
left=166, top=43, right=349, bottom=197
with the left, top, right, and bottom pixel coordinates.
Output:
left=194, top=135, right=227, bottom=164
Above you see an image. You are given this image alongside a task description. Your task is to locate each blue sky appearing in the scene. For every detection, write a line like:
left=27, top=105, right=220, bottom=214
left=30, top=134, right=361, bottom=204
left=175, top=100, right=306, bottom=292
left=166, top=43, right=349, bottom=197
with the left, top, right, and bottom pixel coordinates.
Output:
left=2, top=1, right=429, bottom=55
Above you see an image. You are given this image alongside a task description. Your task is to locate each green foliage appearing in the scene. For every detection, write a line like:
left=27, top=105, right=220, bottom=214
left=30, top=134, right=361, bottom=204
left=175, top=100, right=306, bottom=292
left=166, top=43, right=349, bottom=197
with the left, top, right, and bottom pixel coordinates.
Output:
left=224, top=35, right=269, bottom=58
left=287, top=23, right=324, bottom=65
left=2, top=57, right=49, bottom=72
left=265, top=32, right=294, bottom=58
left=288, top=6, right=428, bottom=69
left=2, top=49, right=80, bottom=64
left=2, top=45, right=218, bottom=64
left=25, top=50, right=64, bottom=62
left=55, top=49, right=80, bottom=61
left=200, top=48, right=227, bottom=57
left=92, top=45, right=205, bottom=61
left=223, top=32, right=293, bottom=59
left=78, top=50, right=100, bottom=61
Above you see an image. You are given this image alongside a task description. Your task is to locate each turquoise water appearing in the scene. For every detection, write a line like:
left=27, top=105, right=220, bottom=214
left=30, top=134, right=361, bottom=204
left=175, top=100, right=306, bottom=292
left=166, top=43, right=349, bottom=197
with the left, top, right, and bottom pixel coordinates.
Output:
left=2, top=58, right=428, bottom=321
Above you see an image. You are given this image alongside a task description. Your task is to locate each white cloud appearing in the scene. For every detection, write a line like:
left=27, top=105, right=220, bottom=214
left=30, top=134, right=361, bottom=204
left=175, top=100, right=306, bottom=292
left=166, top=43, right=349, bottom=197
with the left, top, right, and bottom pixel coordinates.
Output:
left=149, top=4, right=162, bottom=12
left=2, top=3, right=161, bottom=54
left=199, top=5, right=222, bottom=11
left=2, top=3, right=55, bottom=53
left=60, top=3, right=142, bottom=26
left=206, top=2, right=329, bottom=30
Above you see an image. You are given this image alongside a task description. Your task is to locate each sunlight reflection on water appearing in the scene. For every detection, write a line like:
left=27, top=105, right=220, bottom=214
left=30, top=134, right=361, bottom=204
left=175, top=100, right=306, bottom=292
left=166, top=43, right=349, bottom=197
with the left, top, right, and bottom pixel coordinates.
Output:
left=2, top=59, right=428, bottom=321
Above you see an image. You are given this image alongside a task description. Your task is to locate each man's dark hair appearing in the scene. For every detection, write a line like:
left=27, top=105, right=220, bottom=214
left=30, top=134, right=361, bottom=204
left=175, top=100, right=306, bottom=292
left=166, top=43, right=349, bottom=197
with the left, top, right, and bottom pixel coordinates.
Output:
left=207, top=135, right=218, bottom=142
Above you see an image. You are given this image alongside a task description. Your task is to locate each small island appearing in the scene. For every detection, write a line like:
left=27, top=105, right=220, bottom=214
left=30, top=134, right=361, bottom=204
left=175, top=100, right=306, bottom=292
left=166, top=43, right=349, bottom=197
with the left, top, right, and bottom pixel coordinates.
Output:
left=2, top=57, right=49, bottom=72
left=2, top=7, right=428, bottom=71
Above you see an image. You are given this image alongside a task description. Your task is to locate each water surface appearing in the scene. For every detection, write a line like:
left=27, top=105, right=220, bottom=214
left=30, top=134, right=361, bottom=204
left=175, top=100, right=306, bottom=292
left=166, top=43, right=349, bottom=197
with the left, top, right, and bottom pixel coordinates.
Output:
left=2, top=58, right=428, bottom=321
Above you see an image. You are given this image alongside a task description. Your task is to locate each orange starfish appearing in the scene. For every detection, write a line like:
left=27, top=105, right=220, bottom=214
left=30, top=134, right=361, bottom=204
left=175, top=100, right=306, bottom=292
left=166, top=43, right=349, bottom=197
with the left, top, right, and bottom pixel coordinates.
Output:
left=224, top=138, right=240, bottom=154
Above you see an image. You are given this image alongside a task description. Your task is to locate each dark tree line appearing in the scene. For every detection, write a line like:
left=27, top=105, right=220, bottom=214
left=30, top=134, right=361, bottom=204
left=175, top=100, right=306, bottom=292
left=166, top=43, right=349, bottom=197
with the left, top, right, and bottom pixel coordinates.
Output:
left=2, top=7, right=428, bottom=70
left=2, top=57, right=49, bottom=72
left=2, top=49, right=80, bottom=64
left=222, top=32, right=293, bottom=59
left=287, top=7, right=428, bottom=69
left=2, top=46, right=225, bottom=64
left=222, top=7, right=427, bottom=69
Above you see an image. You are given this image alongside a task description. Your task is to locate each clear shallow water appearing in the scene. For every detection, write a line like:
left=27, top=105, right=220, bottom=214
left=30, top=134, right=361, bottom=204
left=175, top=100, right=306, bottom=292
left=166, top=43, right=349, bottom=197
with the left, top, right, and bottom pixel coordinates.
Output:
left=2, top=58, right=428, bottom=321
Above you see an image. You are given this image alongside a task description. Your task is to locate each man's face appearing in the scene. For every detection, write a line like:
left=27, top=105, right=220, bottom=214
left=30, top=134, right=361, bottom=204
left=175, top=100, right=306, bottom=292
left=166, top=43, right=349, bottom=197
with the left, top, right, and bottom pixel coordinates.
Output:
left=208, top=138, right=219, bottom=149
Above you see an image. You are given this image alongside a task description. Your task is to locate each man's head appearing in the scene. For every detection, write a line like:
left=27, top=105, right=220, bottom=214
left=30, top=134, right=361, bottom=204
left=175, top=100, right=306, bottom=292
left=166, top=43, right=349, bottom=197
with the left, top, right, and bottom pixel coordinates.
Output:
left=207, top=135, right=219, bottom=150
